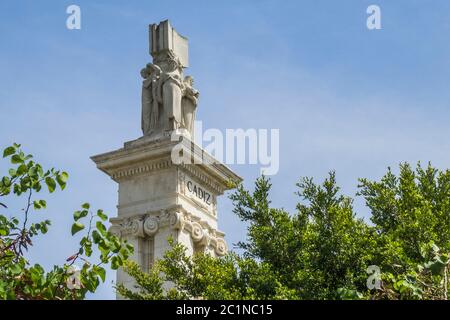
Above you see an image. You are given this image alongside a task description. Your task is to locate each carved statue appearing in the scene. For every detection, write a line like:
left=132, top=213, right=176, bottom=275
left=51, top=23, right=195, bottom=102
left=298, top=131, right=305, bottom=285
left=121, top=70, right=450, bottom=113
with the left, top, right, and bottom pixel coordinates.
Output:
left=140, top=21, right=199, bottom=138
left=157, top=50, right=184, bottom=131
left=141, top=63, right=162, bottom=135
left=182, top=76, right=199, bottom=135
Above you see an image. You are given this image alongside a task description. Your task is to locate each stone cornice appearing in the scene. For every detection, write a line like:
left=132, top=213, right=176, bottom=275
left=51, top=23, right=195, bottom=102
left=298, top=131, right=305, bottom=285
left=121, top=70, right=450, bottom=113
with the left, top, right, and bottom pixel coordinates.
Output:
left=112, top=158, right=173, bottom=181
left=91, top=134, right=242, bottom=191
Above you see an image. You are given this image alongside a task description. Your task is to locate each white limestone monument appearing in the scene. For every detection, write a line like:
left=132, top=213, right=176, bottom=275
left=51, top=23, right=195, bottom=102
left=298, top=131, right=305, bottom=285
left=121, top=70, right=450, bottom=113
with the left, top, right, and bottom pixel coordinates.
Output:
left=91, top=20, right=241, bottom=293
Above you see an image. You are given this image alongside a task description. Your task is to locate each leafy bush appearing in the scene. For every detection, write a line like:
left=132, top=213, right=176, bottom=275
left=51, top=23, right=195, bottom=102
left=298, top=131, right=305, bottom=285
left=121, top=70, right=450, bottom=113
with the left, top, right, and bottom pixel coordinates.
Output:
left=0, top=144, right=133, bottom=299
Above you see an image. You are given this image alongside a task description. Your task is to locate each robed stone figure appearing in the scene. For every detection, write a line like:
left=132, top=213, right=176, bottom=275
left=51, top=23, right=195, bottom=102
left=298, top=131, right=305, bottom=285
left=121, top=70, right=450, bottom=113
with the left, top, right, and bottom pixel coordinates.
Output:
left=141, top=21, right=199, bottom=138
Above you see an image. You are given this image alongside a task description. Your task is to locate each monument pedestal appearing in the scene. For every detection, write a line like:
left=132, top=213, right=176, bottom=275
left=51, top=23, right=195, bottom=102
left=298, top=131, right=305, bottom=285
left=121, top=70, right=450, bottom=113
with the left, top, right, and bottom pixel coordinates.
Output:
left=91, top=134, right=241, bottom=291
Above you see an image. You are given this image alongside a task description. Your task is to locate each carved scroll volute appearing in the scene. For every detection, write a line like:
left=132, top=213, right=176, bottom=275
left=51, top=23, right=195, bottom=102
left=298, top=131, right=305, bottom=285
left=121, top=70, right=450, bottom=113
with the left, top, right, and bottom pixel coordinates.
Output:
left=214, top=238, right=228, bottom=256
left=144, top=216, right=159, bottom=236
left=191, top=222, right=205, bottom=243
left=169, top=212, right=185, bottom=230
left=131, top=219, right=145, bottom=238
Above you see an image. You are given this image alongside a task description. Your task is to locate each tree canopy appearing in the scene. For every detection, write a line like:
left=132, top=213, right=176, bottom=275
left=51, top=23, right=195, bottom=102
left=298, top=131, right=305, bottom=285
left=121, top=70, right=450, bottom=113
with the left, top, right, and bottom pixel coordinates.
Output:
left=0, top=144, right=133, bottom=299
left=118, top=163, right=450, bottom=300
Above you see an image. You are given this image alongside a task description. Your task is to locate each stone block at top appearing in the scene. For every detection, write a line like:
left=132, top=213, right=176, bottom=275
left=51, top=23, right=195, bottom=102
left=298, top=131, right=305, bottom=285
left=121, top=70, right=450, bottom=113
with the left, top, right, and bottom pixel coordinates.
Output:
left=149, top=20, right=189, bottom=68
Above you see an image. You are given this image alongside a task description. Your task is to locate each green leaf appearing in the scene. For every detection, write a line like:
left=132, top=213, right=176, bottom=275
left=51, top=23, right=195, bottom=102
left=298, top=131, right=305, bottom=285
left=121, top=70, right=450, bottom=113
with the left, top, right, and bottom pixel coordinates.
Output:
left=97, top=209, right=107, bottom=221
left=56, top=172, right=69, bottom=190
left=39, top=199, right=46, bottom=208
left=73, top=210, right=88, bottom=221
left=36, top=165, right=44, bottom=177
left=16, top=164, right=27, bottom=175
left=33, top=200, right=47, bottom=210
left=11, top=154, right=23, bottom=164
left=33, top=182, right=41, bottom=192
left=10, top=263, right=22, bottom=275
left=424, top=260, right=446, bottom=275
left=111, top=256, right=121, bottom=270
left=0, top=226, right=9, bottom=236
left=33, top=201, right=41, bottom=210
left=96, top=221, right=107, bottom=236
left=92, top=230, right=102, bottom=244
left=40, top=222, right=49, bottom=234
left=93, top=266, right=106, bottom=282
left=84, top=241, right=93, bottom=257
left=59, top=171, right=68, bottom=182
left=13, top=183, right=21, bottom=195
left=126, top=243, right=134, bottom=253
left=2, top=176, right=11, bottom=187
left=80, top=236, right=88, bottom=246
left=82, top=203, right=90, bottom=210
left=8, top=168, right=16, bottom=177
left=3, top=146, right=16, bottom=158
left=45, top=177, right=56, bottom=193
left=71, top=222, right=85, bottom=235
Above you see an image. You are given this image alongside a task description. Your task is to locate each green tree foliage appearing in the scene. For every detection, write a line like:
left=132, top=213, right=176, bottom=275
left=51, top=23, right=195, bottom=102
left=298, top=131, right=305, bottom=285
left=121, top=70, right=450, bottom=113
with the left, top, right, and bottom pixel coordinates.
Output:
left=0, top=144, right=133, bottom=299
left=358, top=163, right=450, bottom=299
left=119, top=163, right=450, bottom=300
left=117, top=239, right=296, bottom=300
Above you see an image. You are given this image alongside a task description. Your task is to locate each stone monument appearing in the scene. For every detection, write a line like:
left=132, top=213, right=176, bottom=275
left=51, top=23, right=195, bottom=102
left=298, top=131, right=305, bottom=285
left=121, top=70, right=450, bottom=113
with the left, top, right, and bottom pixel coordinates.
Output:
left=91, top=20, right=241, bottom=294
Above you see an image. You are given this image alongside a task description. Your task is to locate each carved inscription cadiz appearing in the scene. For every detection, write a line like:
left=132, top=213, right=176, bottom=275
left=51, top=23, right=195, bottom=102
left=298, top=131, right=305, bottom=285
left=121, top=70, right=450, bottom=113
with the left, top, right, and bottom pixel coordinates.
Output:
left=186, top=180, right=212, bottom=206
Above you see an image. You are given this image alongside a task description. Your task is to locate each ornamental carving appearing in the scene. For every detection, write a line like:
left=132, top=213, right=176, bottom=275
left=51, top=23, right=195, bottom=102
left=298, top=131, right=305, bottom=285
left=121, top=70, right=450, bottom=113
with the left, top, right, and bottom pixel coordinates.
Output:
left=143, top=216, right=159, bottom=236
left=108, top=207, right=227, bottom=256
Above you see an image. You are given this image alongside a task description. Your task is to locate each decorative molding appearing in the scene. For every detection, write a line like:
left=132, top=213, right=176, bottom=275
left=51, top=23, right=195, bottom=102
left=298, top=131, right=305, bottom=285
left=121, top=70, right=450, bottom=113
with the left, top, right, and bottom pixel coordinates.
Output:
left=143, top=216, right=159, bottom=236
left=211, top=238, right=227, bottom=256
left=109, top=206, right=227, bottom=256
left=106, top=156, right=227, bottom=199
left=112, top=158, right=173, bottom=181
left=169, top=211, right=185, bottom=229
left=123, top=219, right=145, bottom=238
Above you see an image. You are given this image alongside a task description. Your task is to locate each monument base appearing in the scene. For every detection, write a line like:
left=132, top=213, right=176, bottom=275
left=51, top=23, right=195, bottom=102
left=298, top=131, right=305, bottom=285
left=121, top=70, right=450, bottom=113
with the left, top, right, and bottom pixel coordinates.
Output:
left=91, top=133, right=241, bottom=293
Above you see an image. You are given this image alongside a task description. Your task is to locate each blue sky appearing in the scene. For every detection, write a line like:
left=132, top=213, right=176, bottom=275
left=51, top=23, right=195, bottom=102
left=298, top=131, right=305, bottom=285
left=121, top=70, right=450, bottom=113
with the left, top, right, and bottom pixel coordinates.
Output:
left=1, top=0, right=450, bottom=299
